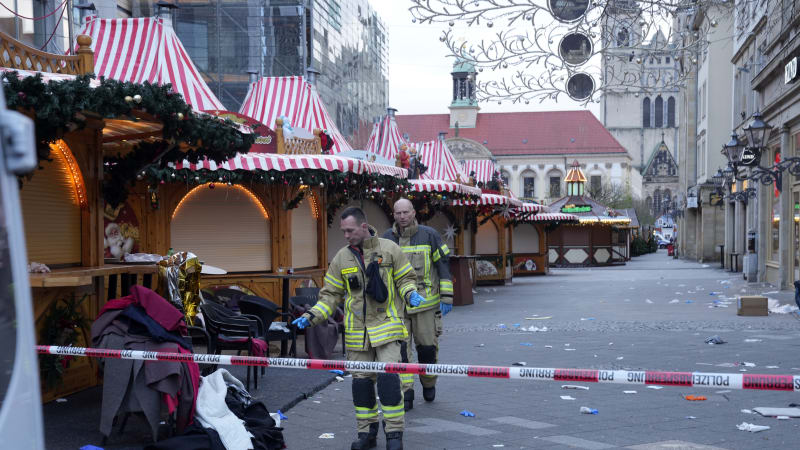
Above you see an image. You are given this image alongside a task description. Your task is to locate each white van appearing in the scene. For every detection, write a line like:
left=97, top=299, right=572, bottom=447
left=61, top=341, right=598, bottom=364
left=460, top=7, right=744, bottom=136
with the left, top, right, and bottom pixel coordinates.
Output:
left=0, top=87, right=45, bottom=446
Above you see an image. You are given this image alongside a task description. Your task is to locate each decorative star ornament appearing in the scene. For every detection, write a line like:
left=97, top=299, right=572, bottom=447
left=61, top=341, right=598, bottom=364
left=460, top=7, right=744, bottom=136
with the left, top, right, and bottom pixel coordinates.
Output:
left=443, top=223, right=458, bottom=243
left=498, top=203, right=512, bottom=220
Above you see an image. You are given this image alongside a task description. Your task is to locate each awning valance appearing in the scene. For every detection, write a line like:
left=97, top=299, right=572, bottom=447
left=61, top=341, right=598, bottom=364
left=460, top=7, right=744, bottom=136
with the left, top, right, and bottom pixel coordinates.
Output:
left=171, top=153, right=406, bottom=177
left=454, top=193, right=522, bottom=207
left=528, top=213, right=579, bottom=222
left=408, top=179, right=482, bottom=197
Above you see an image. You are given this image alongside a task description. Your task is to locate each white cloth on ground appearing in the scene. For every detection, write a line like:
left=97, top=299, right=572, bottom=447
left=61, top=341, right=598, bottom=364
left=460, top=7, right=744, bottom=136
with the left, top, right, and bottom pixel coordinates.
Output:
left=195, top=369, right=254, bottom=450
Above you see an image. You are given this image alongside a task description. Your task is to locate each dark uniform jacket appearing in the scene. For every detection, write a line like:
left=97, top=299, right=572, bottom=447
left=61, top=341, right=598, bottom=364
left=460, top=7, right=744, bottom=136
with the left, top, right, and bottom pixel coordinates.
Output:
left=383, top=220, right=453, bottom=314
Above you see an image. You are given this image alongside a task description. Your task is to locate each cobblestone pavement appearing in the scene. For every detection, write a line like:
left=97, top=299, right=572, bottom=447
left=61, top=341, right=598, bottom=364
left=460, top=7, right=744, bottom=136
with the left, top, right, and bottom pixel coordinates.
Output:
left=280, top=251, right=800, bottom=449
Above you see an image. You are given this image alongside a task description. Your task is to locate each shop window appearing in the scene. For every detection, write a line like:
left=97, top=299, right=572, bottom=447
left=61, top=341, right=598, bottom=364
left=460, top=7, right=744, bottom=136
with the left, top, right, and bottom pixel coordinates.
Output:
left=770, top=149, right=781, bottom=262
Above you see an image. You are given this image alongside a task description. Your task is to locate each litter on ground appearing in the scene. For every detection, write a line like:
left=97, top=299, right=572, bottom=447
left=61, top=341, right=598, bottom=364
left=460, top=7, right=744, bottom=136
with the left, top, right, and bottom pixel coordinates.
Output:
left=623, top=390, right=637, bottom=394
left=460, top=410, right=475, bottom=417
left=560, top=396, right=576, bottom=400
left=705, top=335, right=727, bottom=345
left=646, top=386, right=663, bottom=390
left=512, top=361, right=527, bottom=366
left=753, top=407, right=800, bottom=418
left=684, top=395, right=707, bottom=401
left=768, top=298, right=799, bottom=314
left=318, top=433, right=335, bottom=439
left=744, top=339, right=763, bottom=343
left=561, top=385, right=590, bottom=390
left=579, top=407, right=598, bottom=414
left=736, top=422, right=770, bottom=432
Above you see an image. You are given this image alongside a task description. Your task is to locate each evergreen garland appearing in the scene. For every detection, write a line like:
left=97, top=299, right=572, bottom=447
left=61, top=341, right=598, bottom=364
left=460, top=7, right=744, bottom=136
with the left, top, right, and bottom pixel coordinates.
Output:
left=38, top=294, right=90, bottom=389
left=3, top=72, right=255, bottom=206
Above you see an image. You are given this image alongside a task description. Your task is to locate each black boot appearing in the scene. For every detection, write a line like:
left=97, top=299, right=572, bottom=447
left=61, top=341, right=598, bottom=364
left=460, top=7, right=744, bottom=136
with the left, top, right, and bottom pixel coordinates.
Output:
left=423, top=386, right=435, bottom=402
left=385, top=431, right=403, bottom=450
left=404, top=389, right=414, bottom=411
left=351, top=422, right=378, bottom=450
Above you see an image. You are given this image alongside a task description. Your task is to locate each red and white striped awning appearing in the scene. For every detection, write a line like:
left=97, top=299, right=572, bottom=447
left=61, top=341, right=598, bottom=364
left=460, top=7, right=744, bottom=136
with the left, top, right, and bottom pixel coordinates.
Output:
left=416, top=140, right=470, bottom=183
left=77, top=17, right=224, bottom=111
left=516, top=202, right=546, bottom=213
left=239, top=76, right=353, bottom=154
left=461, top=159, right=497, bottom=183
left=171, top=152, right=406, bottom=177
left=364, top=116, right=468, bottom=183
left=408, top=179, right=482, bottom=197
left=365, top=115, right=407, bottom=160
left=455, top=193, right=522, bottom=207
left=529, top=213, right=579, bottom=222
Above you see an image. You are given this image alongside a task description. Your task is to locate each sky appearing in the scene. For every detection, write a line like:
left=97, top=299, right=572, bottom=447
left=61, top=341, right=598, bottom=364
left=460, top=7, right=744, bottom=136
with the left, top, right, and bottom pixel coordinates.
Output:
left=370, top=0, right=599, bottom=117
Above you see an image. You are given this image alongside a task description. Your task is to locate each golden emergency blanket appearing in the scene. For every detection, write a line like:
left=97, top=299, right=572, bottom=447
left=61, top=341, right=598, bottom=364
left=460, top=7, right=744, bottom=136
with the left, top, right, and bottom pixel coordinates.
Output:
left=157, top=251, right=202, bottom=326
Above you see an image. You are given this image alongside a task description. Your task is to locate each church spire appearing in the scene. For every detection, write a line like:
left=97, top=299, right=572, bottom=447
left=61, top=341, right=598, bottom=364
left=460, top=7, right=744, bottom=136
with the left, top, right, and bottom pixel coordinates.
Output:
left=449, top=59, right=480, bottom=128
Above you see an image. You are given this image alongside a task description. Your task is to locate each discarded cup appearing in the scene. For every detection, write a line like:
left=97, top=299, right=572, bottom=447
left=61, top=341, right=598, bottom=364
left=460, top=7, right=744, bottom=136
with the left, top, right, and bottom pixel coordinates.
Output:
left=580, top=407, right=598, bottom=415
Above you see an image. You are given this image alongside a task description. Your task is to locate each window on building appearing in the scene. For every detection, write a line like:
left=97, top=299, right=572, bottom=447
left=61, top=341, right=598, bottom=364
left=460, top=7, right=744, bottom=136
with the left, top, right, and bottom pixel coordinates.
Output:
left=666, top=56, right=670, bottom=64
left=770, top=148, right=781, bottom=262
left=655, top=96, right=664, bottom=127
left=653, top=188, right=662, bottom=214
left=643, top=97, right=651, bottom=128
left=667, top=96, right=676, bottom=127
left=549, top=176, right=561, bottom=198
left=500, top=170, right=510, bottom=188
left=523, top=177, right=535, bottom=198
left=616, top=28, right=629, bottom=46
left=590, top=175, right=602, bottom=195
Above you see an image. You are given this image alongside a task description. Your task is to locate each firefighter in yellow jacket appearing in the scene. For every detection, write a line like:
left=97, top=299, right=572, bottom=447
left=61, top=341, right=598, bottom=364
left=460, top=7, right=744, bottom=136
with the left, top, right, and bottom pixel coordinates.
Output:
left=293, top=206, right=423, bottom=450
left=383, top=198, right=453, bottom=411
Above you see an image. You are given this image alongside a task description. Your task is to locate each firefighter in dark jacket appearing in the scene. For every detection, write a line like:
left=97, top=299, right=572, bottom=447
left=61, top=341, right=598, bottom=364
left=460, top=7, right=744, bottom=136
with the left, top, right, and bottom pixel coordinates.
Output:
left=293, top=206, right=423, bottom=450
left=382, top=198, right=453, bottom=411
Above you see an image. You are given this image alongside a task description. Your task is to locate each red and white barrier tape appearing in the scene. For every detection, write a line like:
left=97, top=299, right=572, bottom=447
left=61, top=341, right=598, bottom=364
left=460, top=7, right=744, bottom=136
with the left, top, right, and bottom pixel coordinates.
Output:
left=37, top=346, right=800, bottom=392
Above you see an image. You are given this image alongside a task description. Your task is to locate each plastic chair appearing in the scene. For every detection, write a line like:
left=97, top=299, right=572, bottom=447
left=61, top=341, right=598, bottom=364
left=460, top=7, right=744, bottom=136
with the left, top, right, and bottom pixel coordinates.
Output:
left=200, top=302, right=264, bottom=391
left=206, top=287, right=246, bottom=311
left=237, top=295, right=297, bottom=358
left=295, top=287, right=321, bottom=302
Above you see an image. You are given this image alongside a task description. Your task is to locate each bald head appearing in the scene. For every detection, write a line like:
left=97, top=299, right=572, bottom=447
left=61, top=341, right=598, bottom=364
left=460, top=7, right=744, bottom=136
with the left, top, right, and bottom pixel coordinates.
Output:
left=393, top=198, right=416, bottom=229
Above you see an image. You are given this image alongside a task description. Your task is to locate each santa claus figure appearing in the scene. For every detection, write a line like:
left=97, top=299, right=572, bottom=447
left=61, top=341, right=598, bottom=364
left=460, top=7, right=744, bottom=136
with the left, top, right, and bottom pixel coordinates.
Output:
left=396, top=145, right=410, bottom=169
left=104, top=222, right=135, bottom=260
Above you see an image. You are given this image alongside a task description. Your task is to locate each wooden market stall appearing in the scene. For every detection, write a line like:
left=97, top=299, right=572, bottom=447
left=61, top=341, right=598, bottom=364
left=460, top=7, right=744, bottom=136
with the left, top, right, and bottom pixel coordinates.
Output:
left=547, top=161, right=632, bottom=267
left=1, top=28, right=255, bottom=401
left=511, top=208, right=578, bottom=276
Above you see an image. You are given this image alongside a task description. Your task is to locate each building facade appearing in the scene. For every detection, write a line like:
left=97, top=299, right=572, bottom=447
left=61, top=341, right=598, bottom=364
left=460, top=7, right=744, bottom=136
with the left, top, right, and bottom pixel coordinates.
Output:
left=675, top=2, right=733, bottom=263
left=724, top=0, right=800, bottom=288
left=397, top=62, right=641, bottom=205
left=600, top=0, right=680, bottom=218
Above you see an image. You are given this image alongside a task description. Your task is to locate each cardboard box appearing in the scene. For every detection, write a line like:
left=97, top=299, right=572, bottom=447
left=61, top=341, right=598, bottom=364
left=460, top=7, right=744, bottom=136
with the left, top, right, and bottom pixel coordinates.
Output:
left=737, top=296, right=768, bottom=316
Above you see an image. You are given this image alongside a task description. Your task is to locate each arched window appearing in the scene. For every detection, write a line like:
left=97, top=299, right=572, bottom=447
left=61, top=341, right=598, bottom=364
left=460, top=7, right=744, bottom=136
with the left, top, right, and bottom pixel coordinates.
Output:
left=667, top=96, right=676, bottom=127
left=653, top=188, right=662, bottom=214
left=646, top=196, right=653, bottom=213
left=662, top=189, right=672, bottom=210
left=654, top=95, right=664, bottom=128
left=642, top=97, right=651, bottom=128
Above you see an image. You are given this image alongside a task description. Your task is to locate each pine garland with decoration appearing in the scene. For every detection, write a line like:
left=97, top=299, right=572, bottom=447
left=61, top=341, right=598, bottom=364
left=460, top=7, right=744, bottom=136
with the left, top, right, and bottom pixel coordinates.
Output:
left=2, top=72, right=255, bottom=206
left=38, top=294, right=90, bottom=389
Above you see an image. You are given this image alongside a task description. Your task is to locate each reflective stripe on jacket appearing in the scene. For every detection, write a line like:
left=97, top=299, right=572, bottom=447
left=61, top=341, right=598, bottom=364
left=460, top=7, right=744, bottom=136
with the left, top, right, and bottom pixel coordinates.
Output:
left=383, top=220, right=453, bottom=314
left=305, top=226, right=417, bottom=351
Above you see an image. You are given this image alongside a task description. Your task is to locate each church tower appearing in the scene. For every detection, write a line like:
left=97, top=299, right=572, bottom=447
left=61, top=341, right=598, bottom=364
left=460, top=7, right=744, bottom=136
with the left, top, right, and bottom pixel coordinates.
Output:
left=600, top=0, right=680, bottom=173
left=449, top=59, right=479, bottom=128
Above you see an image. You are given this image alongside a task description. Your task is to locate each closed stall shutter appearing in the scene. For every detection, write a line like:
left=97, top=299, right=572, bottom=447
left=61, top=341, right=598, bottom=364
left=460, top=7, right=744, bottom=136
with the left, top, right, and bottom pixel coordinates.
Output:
left=291, top=198, right=318, bottom=269
left=362, top=200, right=390, bottom=235
left=425, top=212, right=453, bottom=249
left=513, top=224, right=539, bottom=253
left=21, top=149, right=82, bottom=265
left=328, top=203, right=357, bottom=262
left=475, top=220, right=499, bottom=255
left=171, top=185, right=270, bottom=272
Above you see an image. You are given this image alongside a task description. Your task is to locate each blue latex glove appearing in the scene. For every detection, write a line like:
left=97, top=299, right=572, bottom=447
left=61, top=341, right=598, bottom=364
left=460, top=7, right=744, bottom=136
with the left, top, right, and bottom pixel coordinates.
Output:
left=440, top=302, right=453, bottom=316
left=292, top=316, right=310, bottom=329
left=408, top=291, right=424, bottom=307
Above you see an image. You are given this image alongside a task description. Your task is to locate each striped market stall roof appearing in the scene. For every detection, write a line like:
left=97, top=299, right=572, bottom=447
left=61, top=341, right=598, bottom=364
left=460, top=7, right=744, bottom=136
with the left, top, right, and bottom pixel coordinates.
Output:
left=528, top=213, right=578, bottom=222
left=408, top=179, right=482, bottom=197
left=171, top=152, right=406, bottom=177
left=455, top=193, right=522, bottom=207
left=461, top=159, right=497, bottom=183
left=365, top=115, right=407, bottom=160
left=239, top=76, right=353, bottom=154
left=77, top=17, right=224, bottom=111
left=516, top=202, right=546, bottom=214
left=364, top=116, right=468, bottom=183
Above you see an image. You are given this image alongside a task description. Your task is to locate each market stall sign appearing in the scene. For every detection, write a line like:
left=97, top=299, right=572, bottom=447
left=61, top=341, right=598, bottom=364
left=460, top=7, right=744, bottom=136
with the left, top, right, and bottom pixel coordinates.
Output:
left=709, top=192, right=723, bottom=207
left=561, top=204, right=592, bottom=213
left=204, top=110, right=277, bottom=153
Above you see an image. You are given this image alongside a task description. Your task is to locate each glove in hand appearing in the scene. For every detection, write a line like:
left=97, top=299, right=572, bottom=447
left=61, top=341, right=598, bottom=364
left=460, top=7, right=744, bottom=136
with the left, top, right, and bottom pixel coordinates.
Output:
left=440, top=302, right=453, bottom=316
left=408, top=291, right=424, bottom=307
left=292, top=317, right=310, bottom=329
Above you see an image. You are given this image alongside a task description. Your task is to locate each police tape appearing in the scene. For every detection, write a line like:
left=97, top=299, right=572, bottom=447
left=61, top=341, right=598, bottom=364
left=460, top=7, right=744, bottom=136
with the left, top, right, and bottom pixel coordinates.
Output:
left=37, top=345, right=800, bottom=392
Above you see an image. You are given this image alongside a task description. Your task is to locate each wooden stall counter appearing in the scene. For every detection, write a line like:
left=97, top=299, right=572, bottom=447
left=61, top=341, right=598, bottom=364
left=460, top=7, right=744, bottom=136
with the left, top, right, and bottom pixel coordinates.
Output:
left=30, top=264, right=158, bottom=288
